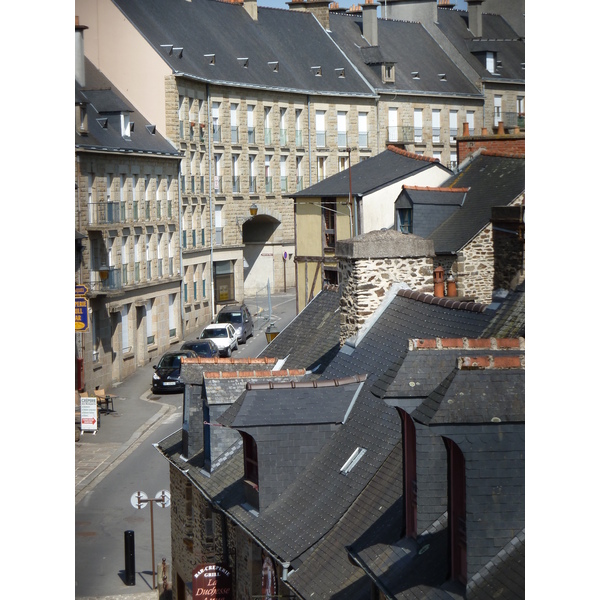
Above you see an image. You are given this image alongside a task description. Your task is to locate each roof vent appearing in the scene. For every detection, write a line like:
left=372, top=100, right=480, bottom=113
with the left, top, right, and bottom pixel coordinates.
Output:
left=173, top=47, right=183, bottom=58
left=411, top=71, right=420, bottom=79
left=438, top=73, right=447, bottom=81
left=204, top=53, right=215, bottom=65
left=238, top=57, right=249, bottom=68
left=335, top=68, right=345, bottom=78
left=97, top=118, right=108, bottom=128
left=340, top=447, right=366, bottom=475
left=160, top=44, right=173, bottom=55
left=146, top=124, right=156, bottom=135
left=311, top=66, right=322, bottom=77
left=268, top=61, right=279, bottom=72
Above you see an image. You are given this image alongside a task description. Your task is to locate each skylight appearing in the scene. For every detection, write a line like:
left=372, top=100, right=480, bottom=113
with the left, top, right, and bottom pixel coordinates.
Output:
left=340, top=447, right=366, bottom=475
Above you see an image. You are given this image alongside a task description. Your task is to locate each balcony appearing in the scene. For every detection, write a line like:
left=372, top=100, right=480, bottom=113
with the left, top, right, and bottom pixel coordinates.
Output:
left=212, top=124, right=222, bottom=143
left=214, top=176, right=223, bottom=194
left=337, top=132, right=347, bottom=148
left=265, top=128, right=272, bottom=146
left=232, top=176, right=240, bottom=194
left=88, top=202, right=122, bottom=226
left=214, top=227, right=224, bottom=245
left=387, top=126, right=416, bottom=144
left=295, top=129, right=302, bottom=146
left=249, top=176, right=257, bottom=193
left=231, top=126, right=239, bottom=144
left=316, top=131, right=326, bottom=148
left=89, top=266, right=122, bottom=293
left=280, top=128, right=288, bottom=146
left=265, top=177, right=273, bottom=194
left=499, top=112, right=525, bottom=130
left=296, top=176, right=304, bottom=192
left=248, top=127, right=256, bottom=145
left=358, top=131, right=368, bottom=149
left=280, top=176, right=288, bottom=193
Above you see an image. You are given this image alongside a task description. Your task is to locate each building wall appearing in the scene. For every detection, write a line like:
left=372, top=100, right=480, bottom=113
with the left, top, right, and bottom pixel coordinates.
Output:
left=76, top=151, right=182, bottom=391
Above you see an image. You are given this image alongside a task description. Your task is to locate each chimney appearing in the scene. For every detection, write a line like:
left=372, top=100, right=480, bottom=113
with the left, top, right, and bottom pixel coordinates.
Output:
left=385, top=0, right=437, bottom=25
left=301, top=0, right=332, bottom=30
left=361, top=0, right=379, bottom=46
left=466, top=0, right=484, bottom=38
left=244, top=0, right=258, bottom=20
left=433, top=266, right=445, bottom=297
left=75, top=16, right=88, bottom=87
left=336, top=230, right=435, bottom=344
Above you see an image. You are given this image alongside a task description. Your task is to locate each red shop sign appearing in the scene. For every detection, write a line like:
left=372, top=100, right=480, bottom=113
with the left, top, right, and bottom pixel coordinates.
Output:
left=192, top=564, right=232, bottom=599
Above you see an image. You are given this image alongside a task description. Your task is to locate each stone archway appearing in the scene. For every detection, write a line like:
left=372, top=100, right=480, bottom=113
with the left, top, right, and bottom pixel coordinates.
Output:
left=241, top=214, right=281, bottom=296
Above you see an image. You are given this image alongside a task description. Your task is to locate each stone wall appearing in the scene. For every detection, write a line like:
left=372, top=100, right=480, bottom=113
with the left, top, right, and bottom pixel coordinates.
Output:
left=337, top=230, right=435, bottom=344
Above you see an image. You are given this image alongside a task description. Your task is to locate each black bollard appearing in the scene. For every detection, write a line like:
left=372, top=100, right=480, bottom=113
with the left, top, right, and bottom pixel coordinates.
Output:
left=124, top=530, right=136, bottom=586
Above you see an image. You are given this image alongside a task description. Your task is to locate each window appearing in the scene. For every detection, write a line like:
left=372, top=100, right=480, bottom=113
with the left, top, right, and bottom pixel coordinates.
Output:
left=121, top=304, right=131, bottom=353
left=358, top=112, right=368, bottom=148
left=323, top=200, right=336, bottom=250
left=146, top=300, right=154, bottom=345
left=179, top=95, right=185, bottom=139
left=388, top=107, right=398, bottom=142
left=340, top=447, right=366, bottom=475
left=215, top=205, right=223, bottom=245
left=168, top=293, right=176, bottom=338
left=212, top=102, right=221, bottom=142
left=146, top=233, right=153, bottom=280
left=486, top=51, right=495, bottom=74
left=264, top=106, right=272, bottom=145
left=383, top=63, right=395, bottom=83
left=214, top=260, right=234, bottom=304
left=337, top=111, right=347, bottom=148
left=444, top=438, right=467, bottom=585
left=432, top=109, right=441, bottom=143
left=241, top=431, right=259, bottom=509
left=121, top=112, right=131, bottom=139
left=280, top=156, right=287, bottom=192
left=247, top=105, right=255, bottom=144
left=397, top=208, right=413, bottom=234
left=232, top=154, right=240, bottom=193
left=295, top=109, right=303, bottom=146
left=316, top=110, right=326, bottom=147
left=121, top=235, right=129, bottom=284
left=338, top=156, right=347, bottom=172
left=399, top=410, right=417, bottom=538
left=157, top=232, right=163, bottom=278
left=413, top=109, right=423, bottom=143
left=279, top=107, right=287, bottom=146
left=449, top=110, right=458, bottom=142
left=249, top=155, right=256, bottom=192
left=214, top=154, right=222, bottom=193
left=265, top=155, right=272, bottom=193
left=296, top=156, right=303, bottom=191
left=466, top=110, right=475, bottom=135
left=231, top=103, right=239, bottom=144
left=494, top=95, right=502, bottom=127
left=317, top=156, right=326, bottom=182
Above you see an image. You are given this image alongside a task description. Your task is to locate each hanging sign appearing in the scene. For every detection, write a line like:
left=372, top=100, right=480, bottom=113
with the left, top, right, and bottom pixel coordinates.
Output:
left=193, top=564, right=232, bottom=600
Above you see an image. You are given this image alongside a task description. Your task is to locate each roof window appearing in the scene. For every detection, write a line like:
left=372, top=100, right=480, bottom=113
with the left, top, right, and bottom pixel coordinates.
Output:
left=340, top=447, right=366, bottom=475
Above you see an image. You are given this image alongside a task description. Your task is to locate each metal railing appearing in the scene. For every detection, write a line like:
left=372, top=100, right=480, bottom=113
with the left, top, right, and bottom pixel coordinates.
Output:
left=295, top=129, right=302, bottom=146
left=500, top=112, right=525, bottom=129
left=280, top=128, right=288, bottom=146
left=89, top=267, right=122, bottom=292
left=387, top=125, right=416, bottom=143
left=88, top=202, right=121, bottom=225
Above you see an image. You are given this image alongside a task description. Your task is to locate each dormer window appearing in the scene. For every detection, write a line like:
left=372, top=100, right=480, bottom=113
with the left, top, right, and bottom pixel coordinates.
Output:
left=383, top=63, right=395, bottom=83
left=121, top=113, right=131, bottom=139
left=485, top=51, right=495, bottom=74
left=241, top=432, right=259, bottom=510
left=76, top=104, right=88, bottom=135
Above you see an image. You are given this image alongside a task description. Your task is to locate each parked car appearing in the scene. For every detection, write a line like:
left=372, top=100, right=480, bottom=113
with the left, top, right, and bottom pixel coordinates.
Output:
left=180, top=339, right=220, bottom=358
left=199, top=323, right=238, bottom=357
left=151, top=349, right=197, bottom=394
left=215, top=303, right=254, bottom=343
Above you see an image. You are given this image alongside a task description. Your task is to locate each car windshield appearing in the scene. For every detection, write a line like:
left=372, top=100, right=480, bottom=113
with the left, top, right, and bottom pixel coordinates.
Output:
left=183, top=342, right=214, bottom=356
left=202, top=327, right=228, bottom=339
left=217, top=311, right=242, bottom=324
left=158, top=354, right=182, bottom=368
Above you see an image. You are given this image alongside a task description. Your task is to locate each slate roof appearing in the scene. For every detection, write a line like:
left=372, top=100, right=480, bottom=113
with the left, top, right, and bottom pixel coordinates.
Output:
left=292, top=147, right=451, bottom=199
left=158, top=284, right=525, bottom=599
left=112, top=0, right=375, bottom=97
left=328, top=12, right=482, bottom=97
left=76, top=58, right=179, bottom=157
left=436, top=8, right=525, bottom=83
left=428, top=152, right=525, bottom=254
left=257, top=286, right=341, bottom=374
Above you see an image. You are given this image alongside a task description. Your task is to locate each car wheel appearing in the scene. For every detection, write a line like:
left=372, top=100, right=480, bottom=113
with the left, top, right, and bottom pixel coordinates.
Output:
left=234, top=341, right=238, bottom=351
left=241, top=332, right=247, bottom=344
left=226, top=347, right=232, bottom=357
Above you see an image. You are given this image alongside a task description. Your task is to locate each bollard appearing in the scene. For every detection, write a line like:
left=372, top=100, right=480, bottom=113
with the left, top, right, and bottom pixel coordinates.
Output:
left=124, top=530, right=136, bottom=586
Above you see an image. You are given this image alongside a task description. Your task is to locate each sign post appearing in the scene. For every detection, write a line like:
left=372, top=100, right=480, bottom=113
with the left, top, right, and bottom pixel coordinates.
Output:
left=131, top=490, right=171, bottom=590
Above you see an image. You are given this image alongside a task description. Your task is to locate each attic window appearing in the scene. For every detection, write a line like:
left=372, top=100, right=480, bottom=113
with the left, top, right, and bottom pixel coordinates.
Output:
left=340, top=447, right=366, bottom=475
left=411, top=71, right=420, bottom=80
left=238, top=57, right=249, bottom=68
left=335, top=68, right=345, bottom=78
left=382, top=64, right=395, bottom=83
left=268, top=61, right=279, bottom=72
left=204, top=53, right=215, bottom=65
left=121, top=113, right=131, bottom=139
left=311, top=66, right=322, bottom=77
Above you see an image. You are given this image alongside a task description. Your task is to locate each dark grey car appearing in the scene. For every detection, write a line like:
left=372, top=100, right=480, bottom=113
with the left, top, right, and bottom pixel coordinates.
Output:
left=215, top=303, right=254, bottom=343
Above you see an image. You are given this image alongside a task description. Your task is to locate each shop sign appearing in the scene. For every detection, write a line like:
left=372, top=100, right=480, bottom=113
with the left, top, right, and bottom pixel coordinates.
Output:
left=192, top=564, right=232, bottom=599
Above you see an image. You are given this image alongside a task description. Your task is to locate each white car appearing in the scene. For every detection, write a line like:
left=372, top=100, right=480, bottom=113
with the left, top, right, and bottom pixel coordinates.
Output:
left=199, top=323, right=238, bottom=357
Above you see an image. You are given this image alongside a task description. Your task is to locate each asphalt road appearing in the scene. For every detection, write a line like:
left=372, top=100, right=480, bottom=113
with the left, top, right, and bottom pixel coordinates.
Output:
left=75, top=290, right=298, bottom=598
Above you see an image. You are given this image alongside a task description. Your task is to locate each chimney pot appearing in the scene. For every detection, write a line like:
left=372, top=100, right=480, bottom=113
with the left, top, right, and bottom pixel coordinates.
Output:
left=462, top=122, right=470, bottom=136
left=497, top=121, right=505, bottom=135
left=434, top=266, right=445, bottom=297
left=481, top=127, right=488, bottom=136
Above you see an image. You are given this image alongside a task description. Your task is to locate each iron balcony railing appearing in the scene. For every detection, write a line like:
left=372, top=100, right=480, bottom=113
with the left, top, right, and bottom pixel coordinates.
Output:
left=500, top=112, right=525, bottom=129
left=232, top=176, right=240, bottom=193
left=214, top=227, right=224, bottom=245
left=358, top=131, right=368, bottom=148
left=280, top=176, right=288, bottom=192
left=316, top=130, right=326, bottom=147
left=387, top=125, right=416, bottom=144
left=295, top=129, right=302, bottom=146
left=296, top=176, right=304, bottom=191
left=265, top=177, right=273, bottom=193
left=249, top=176, right=257, bottom=193
left=89, top=266, right=122, bottom=292
left=248, top=127, right=256, bottom=144
left=88, top=202, right=122, bottom=225
left=280, top=128, right=288, bottom=146
left=265, top=128, right=272, bottom=145
left=231, top=126, right=239, bottom=144
left=212, top=124, right=222, bottom=143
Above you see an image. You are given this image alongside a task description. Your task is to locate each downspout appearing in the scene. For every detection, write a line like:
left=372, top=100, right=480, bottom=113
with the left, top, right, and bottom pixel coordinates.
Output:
left=307, top=95, right=312, bottom=187
left=178, top=156, right=185, bottom=337
left=207, top=83, right=215, bottom=319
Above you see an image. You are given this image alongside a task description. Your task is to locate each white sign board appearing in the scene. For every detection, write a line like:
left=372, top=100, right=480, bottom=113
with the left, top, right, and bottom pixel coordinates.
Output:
left=80, top=396, right=98, bottom=433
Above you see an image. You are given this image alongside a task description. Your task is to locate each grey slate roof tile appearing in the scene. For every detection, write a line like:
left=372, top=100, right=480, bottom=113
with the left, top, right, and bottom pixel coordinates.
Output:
left=429, top=153, right=525, bottom=253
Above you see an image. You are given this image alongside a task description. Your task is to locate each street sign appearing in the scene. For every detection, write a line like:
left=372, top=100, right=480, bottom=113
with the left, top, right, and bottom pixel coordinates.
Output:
left=155, top=490, right=171, bottom=508
left=80, top=396, right=98, bottom=433
left=131, top=491, right=149, bottom=510
left=76, top=296, right=89, bottom=332
left=75, top=284, right=88, bottom=296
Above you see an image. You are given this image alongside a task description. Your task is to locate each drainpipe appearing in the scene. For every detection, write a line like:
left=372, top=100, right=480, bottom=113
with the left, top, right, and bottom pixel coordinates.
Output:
left=207, top=83, right=215, bottom=320
left=178, top=157, right=185, bottom=337
left=307, top=95, right=312, bottom=187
